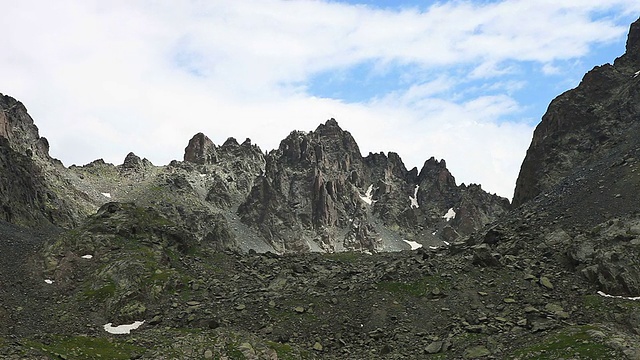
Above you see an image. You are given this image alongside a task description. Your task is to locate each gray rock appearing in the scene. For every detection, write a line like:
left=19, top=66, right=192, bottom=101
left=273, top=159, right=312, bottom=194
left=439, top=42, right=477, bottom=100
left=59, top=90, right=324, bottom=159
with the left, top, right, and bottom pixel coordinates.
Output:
left=425, top=341, right=443, bottom=354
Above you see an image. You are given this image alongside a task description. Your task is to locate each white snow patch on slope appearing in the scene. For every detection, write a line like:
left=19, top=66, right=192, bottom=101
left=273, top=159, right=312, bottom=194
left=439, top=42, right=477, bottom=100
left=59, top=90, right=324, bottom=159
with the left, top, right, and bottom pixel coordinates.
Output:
left=443, top=208, right=456, bottom=221
left=44, top=279, right=54, bottom=284
left=597, top=291, right=640, bottom=300
left=360, top=185, right=375, bottom=205
left=199, top=173, right=207, bottom=177
left=103, top=320, right=145, bottom=334
left=81, top=254, right=93, bottom=259
left=443, top=241, right=450, bottom=246
left=635, top=70, right=640, bottom=78
left=409, top=185, right=419, bottom=209
left=403, top=240, right=422, bottom=250
left=101, top=192, right=111, bottom=198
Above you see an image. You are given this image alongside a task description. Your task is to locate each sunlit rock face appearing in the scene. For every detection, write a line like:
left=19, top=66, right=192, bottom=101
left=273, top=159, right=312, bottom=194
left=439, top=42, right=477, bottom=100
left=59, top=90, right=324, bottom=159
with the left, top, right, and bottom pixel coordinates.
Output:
left=239, top=119, right=509, bottom=253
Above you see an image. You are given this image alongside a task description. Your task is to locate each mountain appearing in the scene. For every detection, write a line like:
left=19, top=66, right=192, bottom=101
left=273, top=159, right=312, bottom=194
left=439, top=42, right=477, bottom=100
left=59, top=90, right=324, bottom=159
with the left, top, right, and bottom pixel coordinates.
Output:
left=0, top=100, right=509, bottom=254
left=239, top=118, right=509, bottom=253
left=513, top=18, right=640, bottom=208
left=2, top=17, right=640, bottom=360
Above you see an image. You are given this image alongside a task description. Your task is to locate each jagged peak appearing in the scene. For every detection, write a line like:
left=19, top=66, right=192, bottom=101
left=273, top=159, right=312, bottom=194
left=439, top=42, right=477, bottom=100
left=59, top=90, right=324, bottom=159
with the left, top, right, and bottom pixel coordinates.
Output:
left=423, top=156, right=447, bottom=169
left=0, top=93, right=52, bottom=160
left=613, top=17, right=640, bottom=71
left=624, top=17, right=640, bottom=65
left=222, top=137, right=239, bottom=147
left=184, top=132, right=217, bottom=164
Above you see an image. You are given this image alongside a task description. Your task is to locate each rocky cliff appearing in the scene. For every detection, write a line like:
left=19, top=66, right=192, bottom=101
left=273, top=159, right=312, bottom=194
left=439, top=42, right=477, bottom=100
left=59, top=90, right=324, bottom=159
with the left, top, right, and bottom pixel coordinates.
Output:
left=486, top=18, right=640, bottom=299
left=513, top=17, right=640, bottom=207
left=0, top=95, right=94, bottom=228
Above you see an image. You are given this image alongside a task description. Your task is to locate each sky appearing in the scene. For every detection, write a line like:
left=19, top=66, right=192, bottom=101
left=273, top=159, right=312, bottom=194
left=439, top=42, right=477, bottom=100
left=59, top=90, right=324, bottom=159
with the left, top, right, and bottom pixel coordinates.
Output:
left=1, top=1, right=639, bottom=200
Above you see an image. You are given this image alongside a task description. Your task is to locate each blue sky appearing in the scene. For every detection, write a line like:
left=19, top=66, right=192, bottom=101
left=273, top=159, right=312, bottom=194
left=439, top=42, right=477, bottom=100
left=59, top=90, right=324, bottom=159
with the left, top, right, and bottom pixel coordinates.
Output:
left=1, top=1, right=639, bottom=199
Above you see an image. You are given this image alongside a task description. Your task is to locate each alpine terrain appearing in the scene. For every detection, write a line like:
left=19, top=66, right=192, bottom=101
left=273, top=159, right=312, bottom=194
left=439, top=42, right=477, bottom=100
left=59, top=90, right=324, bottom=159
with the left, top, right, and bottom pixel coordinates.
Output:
left=1, top=17, right=640, bottom=360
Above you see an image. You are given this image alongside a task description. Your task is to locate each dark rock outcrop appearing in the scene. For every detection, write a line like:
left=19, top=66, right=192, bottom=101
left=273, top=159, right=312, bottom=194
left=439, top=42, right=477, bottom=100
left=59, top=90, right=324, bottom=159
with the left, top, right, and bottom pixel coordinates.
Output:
left=0, top=94, right=88, bottom=228
left=513, top=17, right=640, bottom=207
left=184, top=132, right=217, bottom=164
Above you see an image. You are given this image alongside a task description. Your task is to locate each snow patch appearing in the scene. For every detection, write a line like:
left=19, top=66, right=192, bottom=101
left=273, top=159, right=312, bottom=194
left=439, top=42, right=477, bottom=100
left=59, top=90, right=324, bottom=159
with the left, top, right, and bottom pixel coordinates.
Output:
left=634, top=70, right=640, bottom=78
left=403, top=240, right=423, bottom=250
left=431, top=231, right=437, bottom=235
left=44, top=279, right=54, bottom=284
left=409, top=185, right=419, bottom=209
left=81, top=254, right=93, bottom=259
left=360, top=185, right=375, bottom=205
left=443, top=241, right=450, bottom=246
left=199, top=173, right=207, bottom=177
left=101, top=192, right=111, bottom=198
left=597, top=291, right=640, bottom=301
left=443, top=208, right=456, bottom=221
left=429, top=246, right=438, bottom=250
left=103, top=320, right=145, bottom=334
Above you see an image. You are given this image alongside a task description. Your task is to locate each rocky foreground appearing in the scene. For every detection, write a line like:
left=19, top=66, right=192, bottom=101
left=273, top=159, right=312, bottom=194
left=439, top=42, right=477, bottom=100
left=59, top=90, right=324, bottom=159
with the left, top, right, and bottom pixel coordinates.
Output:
left=1, top=204, right=640, bottom=359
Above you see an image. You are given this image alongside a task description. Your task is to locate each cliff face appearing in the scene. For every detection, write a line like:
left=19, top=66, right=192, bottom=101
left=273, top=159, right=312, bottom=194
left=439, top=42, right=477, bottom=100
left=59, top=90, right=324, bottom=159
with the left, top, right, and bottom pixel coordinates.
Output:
left=0, top=95, right=91, bottom=228
left=239, top=119, right=509, bottom=253
left=513, top=18, right=640, bottom=207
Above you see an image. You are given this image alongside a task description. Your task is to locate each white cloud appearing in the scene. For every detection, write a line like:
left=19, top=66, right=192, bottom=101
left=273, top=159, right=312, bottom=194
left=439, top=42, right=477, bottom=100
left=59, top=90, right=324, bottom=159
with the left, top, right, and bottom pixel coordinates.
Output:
left=0, top=0, right=638, bottom=199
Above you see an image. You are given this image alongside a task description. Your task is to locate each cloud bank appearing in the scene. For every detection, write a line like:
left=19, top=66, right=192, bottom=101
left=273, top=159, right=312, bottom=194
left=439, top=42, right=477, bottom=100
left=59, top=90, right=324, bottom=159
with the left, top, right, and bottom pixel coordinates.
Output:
left=1, top=0, right=639, bottom=199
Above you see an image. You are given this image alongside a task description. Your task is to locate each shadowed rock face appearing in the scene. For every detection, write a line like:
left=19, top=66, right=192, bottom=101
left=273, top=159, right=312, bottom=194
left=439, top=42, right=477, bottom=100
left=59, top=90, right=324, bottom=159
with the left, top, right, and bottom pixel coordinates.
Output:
left=0, top=95, right=85, bottom=228
left=513, top=18, right=640, bottom=207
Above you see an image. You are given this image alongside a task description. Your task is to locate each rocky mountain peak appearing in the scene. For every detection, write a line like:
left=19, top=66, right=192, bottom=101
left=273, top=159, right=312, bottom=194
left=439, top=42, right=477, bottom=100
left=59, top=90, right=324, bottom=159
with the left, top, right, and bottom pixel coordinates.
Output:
left=614, top=17, right=640, bottom=72
left=221, top=137, right=239, bottom=147
left=120, top=152, right=152, bottom=171
left=0, top=94, right=51, bottom=159
left=419, top=157, right=456, bottom=188
left=184, top=132, right=217, bottom=164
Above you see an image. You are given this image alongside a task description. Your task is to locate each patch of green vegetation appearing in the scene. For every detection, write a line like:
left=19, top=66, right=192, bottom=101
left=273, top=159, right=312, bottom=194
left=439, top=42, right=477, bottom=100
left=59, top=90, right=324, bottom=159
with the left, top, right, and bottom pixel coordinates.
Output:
left=583, top=294, right=640, bottom=312
left=225, top=342, right=247, bottom=360
left=323, top=252, right=361, bottom=263
left=583, top=294, right=604, bottom=309
left=267, top=341, right=297, bottom=360
left=511, top=326, right=621, bottom=359
left=149, top=269, right=170, bottom=282
left=27, top=335, right=144, bottom=360
left=377, top=275, right=450, bottom=298
left=83, top=281, right=116, bottom=301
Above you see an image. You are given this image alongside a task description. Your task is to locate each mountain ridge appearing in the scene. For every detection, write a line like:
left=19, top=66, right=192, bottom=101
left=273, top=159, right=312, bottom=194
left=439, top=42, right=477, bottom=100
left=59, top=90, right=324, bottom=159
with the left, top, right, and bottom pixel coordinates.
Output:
left=0, top=96, right=509, bottom=254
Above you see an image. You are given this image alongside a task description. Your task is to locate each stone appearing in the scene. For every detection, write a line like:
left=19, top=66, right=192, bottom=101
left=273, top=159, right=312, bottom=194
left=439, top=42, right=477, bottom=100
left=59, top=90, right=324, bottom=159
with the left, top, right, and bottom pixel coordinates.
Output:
left=425, top=341, right=443, bottom=354
left=539, top=277, right=554, bottom=290
left=313, top=342, right=323, bottom=351
left=204, top=349, right=213, bottom=359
